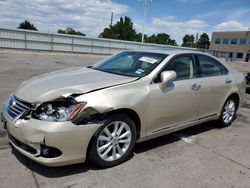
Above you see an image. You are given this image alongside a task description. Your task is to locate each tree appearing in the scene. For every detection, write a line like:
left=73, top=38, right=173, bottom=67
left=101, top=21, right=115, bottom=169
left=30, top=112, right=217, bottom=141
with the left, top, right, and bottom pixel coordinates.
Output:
left=58, top=27, right=85, bottom=36
left=182, top=34, right=195, bottom=47
left=99, top=27, right=117, bottom=39
left=134, top=33, right=147, bottom=42
left=18, top=20, right=38, bottom=31
left=147, top=34, right=157, bottom=43
left=99, top=16, right=136, bottom=41
left=99, top=16, right=177, bottom=46
left=197, top=33, right=210, bottom=49
left=147, top=33, right=177, bottom=46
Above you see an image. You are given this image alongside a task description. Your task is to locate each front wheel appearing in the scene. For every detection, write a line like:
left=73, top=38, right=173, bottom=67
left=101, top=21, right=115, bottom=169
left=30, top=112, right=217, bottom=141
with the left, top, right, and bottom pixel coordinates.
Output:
left=219, top=98, right=237, bottom=127
left=88, top=114, right=136, bottom=168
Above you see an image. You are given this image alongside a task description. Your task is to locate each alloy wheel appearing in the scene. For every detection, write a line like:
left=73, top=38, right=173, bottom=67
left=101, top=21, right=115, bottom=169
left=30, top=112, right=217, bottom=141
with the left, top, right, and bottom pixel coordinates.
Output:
left=96, top=121, right=132, bottom=161
left=222, top=99, right=236, bottom=124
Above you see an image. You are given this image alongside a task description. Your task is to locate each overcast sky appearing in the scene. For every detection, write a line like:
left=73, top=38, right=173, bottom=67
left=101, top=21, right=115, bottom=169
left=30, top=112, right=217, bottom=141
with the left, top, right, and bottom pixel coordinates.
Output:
left=0, top=0, right=249, bottom=45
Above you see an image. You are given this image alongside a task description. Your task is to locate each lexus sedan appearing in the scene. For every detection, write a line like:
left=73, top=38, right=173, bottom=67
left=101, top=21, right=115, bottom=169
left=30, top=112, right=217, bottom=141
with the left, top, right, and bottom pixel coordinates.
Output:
left=1, top=50, right=245, bottom=167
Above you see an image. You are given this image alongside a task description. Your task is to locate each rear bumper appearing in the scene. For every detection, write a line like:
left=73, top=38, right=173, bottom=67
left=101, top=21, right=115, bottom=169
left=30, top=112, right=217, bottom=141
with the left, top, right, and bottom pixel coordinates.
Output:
left=2, top=110, right=101, bottom=166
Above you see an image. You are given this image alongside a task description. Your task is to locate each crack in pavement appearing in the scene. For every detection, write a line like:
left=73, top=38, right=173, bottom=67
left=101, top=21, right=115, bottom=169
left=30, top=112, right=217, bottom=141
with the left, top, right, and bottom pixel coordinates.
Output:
left=195, top=141, right=250, bottom=170
left=31, top=171, right=40, bottom=188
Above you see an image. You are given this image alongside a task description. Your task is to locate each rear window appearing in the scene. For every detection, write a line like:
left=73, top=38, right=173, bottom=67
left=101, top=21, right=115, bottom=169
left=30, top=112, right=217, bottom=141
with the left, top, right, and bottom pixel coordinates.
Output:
left=198, top=55, right=228, bottom=77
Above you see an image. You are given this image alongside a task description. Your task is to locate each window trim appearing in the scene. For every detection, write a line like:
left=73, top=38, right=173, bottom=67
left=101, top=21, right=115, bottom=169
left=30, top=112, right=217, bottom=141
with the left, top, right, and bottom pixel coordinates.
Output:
left=195, top=54, right=229, bottom=78
left=152, top=53, right=198, bottom=83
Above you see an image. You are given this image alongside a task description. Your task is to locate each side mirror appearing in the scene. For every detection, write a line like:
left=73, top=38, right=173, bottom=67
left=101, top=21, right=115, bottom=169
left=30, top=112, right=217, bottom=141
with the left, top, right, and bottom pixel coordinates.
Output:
left=159, top=71, right=176, bottom=90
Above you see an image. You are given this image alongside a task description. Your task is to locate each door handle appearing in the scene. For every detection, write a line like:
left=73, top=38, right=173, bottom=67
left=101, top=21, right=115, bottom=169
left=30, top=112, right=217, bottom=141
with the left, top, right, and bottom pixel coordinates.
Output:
left=191, top=84, right=201, bottom=91
left=225, top=78, right=232, bottom=84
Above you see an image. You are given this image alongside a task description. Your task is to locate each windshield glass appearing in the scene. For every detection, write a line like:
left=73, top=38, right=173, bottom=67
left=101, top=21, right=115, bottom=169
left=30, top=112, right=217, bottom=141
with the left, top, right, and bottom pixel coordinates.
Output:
left=92, top=51, right=167, bottom=77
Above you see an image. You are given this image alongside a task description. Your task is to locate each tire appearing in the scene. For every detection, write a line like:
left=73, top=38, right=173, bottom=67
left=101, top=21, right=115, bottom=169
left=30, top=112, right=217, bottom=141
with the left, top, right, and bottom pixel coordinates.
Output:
left=88, top=114, right=136, bottom=168
left=219, top=97, right=238, bottom=127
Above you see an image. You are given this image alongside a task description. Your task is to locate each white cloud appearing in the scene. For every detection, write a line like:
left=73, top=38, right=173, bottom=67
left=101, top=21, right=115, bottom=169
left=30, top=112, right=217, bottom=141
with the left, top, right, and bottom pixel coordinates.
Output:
left=0, top=0, right=128, bottom=36
left=214, top=21, right=248, bottom=31
left=135, top=17, right=208, bottom=45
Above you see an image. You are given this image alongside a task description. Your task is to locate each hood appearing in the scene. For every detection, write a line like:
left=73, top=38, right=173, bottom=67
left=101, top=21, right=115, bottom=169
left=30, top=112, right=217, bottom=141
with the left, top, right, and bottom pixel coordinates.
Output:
left=14, top=67, right=137, bottom=103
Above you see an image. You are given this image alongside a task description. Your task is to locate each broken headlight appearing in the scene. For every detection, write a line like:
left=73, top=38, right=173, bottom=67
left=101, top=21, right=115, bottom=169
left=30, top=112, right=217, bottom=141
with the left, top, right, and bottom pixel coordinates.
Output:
left=32, top=98, right=86, bottom=122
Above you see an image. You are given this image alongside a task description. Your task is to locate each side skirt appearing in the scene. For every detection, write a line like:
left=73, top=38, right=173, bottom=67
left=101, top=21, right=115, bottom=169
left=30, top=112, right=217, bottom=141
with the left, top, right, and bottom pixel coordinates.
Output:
left=137, top=114, right=218, bottom=143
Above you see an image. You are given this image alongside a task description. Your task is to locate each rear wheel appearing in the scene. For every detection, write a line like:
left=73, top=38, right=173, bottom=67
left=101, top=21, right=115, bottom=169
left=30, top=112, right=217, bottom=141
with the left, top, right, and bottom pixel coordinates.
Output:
left=219, top=97, right=237, bottom=127
left=88, top=114, right=136, bottom=168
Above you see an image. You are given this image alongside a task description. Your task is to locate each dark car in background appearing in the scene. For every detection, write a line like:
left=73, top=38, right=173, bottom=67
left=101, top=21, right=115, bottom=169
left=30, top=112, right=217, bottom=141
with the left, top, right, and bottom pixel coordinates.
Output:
left=245, top=72, right=250, bottom=94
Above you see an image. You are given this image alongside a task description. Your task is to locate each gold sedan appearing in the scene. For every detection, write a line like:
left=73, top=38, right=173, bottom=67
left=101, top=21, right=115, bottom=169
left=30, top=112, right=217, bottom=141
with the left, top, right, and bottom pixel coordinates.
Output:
left=2, top=50, right=245, bottom=167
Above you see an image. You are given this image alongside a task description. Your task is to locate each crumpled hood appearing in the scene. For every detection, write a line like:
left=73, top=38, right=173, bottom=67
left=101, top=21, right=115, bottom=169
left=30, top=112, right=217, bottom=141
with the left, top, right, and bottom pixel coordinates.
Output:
left=14, top=67, right=137, bottom=103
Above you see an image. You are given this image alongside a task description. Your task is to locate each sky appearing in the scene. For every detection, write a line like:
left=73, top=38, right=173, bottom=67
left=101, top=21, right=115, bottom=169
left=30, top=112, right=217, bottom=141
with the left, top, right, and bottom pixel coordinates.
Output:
left=0, top=0, right=249, bottom=45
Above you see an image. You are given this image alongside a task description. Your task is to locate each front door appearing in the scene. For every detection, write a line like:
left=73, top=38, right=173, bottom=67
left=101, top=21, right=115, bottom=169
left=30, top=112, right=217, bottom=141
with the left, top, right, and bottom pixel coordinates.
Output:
left=147, top=54, right=201, bottom=134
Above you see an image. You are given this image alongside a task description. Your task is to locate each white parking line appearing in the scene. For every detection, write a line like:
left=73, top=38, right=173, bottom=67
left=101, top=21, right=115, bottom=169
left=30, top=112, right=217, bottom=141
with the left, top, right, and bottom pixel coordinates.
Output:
left=172, top=133, right=196, bottom=144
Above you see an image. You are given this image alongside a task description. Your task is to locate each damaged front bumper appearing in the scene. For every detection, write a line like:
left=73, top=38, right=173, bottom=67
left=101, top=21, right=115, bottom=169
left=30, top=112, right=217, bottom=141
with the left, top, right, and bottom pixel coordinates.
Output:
left=2, top=110, right=101, bottom=166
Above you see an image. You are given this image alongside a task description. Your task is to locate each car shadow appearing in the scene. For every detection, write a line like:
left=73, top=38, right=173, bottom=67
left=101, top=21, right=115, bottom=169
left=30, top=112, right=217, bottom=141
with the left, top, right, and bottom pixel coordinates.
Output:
left=134, top=120, right=223, bottom=154
left=11, top=119, right=226, bottom=178
left=11, top=145, right=94, bottom=177
left=10, top=144, right=135, bottom=178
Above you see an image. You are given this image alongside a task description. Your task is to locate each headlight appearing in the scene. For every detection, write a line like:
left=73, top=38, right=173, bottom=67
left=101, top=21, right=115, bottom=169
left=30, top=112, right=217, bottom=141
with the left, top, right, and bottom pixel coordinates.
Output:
left=32, top=98, right=86, bottom=122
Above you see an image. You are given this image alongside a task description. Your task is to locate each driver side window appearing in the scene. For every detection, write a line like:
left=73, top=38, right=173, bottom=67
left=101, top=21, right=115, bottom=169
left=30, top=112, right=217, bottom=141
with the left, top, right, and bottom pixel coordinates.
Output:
left=164, top=55, right=196, bottom=81
left=154, top=55, right=196, bottom=83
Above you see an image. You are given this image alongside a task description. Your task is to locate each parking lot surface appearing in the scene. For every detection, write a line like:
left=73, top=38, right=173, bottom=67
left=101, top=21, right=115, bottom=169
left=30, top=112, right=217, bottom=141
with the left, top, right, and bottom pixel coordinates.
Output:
left=0, top=50, right=250, bottom=188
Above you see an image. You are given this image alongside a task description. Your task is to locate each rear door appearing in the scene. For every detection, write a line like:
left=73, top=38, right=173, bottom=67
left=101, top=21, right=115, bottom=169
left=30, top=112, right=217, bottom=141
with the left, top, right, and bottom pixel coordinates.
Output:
left=195, top=54, right=232, bottom=119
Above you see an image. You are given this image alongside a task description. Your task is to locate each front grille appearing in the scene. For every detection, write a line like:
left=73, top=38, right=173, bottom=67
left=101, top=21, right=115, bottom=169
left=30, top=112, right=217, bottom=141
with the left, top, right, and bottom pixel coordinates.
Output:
left=4, top=94, right=32, bottom=121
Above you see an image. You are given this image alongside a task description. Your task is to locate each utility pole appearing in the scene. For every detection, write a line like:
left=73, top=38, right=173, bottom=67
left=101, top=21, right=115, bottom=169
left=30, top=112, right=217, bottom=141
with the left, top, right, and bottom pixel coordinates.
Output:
left=110, top=12, right=114, bottom=26
left=139, top=0, right=154, bottom=43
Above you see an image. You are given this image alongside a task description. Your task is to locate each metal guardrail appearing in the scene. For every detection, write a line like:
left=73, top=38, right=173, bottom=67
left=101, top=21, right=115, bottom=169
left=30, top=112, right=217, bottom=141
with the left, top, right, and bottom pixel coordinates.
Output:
left=0, top=27, right=197, bottom=54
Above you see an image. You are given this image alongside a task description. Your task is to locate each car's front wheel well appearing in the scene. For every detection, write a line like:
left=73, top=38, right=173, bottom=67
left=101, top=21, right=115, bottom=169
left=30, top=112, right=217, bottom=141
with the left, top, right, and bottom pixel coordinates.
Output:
left=102, top=108, right=141, bottom=139
left=227, top=93, right=240, bottom=110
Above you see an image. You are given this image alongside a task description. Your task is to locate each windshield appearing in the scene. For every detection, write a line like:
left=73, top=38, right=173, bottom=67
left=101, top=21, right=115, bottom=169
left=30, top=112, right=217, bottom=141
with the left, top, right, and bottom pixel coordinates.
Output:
left=92, top=51, right=167, bottom=77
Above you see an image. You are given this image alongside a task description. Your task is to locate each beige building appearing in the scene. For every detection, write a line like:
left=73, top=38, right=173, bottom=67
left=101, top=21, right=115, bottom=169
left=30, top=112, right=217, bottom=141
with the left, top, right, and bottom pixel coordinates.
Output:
left=209, top=31, right=250, bottom=62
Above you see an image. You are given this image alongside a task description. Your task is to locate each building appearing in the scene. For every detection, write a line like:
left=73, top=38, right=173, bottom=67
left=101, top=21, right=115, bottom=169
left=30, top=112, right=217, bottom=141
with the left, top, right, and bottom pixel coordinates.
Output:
left=209, top=31, right=250, bottom=62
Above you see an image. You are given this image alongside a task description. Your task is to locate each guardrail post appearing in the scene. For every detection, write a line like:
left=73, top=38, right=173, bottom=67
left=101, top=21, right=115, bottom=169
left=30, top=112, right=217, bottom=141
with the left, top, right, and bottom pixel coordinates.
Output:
left=72, top=37, right=74, bottom=52
left=47, top=33, right=50, bottom=52
left=91, top=39, right=93, bottom=53
left=51, top=34, right=53, bottom=51
left=24, top=31, right=27, bottom=49
left=109, top=40, right=111, bottom=54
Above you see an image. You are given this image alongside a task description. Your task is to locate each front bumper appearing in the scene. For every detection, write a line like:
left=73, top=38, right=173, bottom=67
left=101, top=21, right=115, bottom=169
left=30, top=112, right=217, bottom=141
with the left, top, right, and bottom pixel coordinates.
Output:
left=2, top=111, right=101, bottom=166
